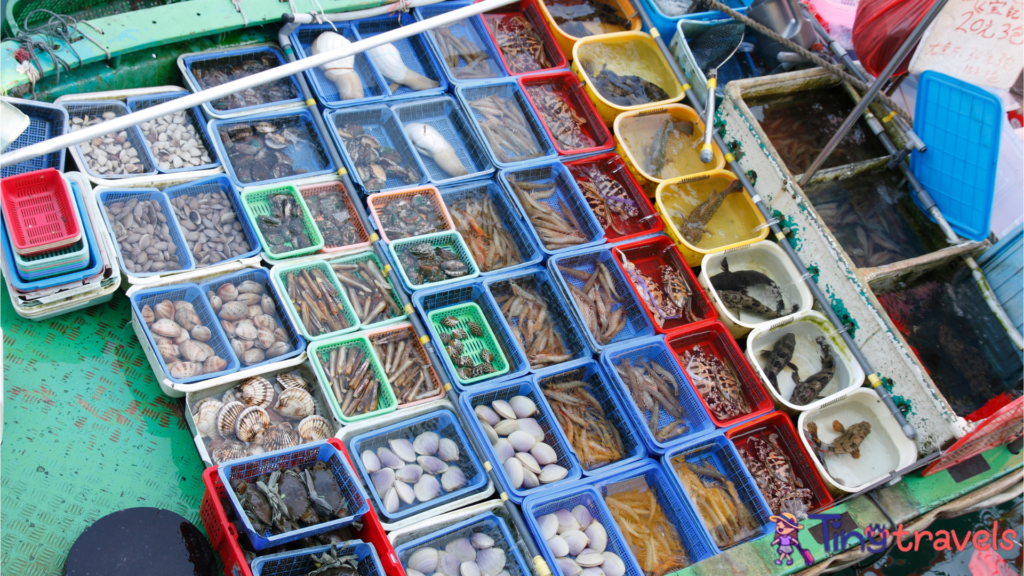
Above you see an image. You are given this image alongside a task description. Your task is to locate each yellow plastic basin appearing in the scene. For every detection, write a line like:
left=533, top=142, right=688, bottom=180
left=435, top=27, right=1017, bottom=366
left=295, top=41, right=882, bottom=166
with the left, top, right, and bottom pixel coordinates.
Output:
left=535, top=0, right=642, bottom=58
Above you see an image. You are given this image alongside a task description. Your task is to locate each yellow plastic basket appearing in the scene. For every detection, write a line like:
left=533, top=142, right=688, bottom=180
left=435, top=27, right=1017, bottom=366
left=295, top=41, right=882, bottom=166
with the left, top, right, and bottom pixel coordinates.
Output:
left=534, top=0, right=642, bottom=59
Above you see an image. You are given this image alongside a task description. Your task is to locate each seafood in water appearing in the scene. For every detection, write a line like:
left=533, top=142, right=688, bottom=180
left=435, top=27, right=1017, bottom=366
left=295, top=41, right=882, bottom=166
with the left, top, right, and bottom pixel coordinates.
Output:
left=644, top=117, right=694, bottom=178
left=474, top=396, right=569, bottom=489
left=805, top=420, right=871, bottom=459
left=468, top=94, right=545, bottom=164
left=603, top=478, right=692, bottom=576
left=614, top=356, right=689, bottom=441
left=374, top=192, right=449, bottom=240
left=711, top=258, right=783, bottom=302
left=170, top=190, right=253, bottom=266
left=787, top=337, right=836, bottom=405
left=671, top=457, right=760, bottom=548
left=581, top=61, right=670, bottom=106
left=330, top=257, right=402, bottom=326
left=525, top=83, right=595, bottom=152
left=317, top=343, right=385, bottom=418
left=559, top=261, right=627, bottom=345
left=232, top=461, right=349, bottom=538
left=535, top=507, right=627, bottom=576
left=493, top=280, right=573, bottom=368
left=368, top=42, right=440, bottom=92
left=434, top=314, right=503, bottom=381
left=284, top=266, right=352, bottom=337
left=616, top=252, right=699, bottom=327
left=302, top=184, right=364, bottom=249
left=544, top=0, right=631, bottom=38
left=651, top=0, right=696, bottom=17
left=405, top=123, right=469, bottom=178
left=505, top=174, right=588, bottom=250
left=312, top=32, right=364, bottom=100
left=432, top=24, right=500, bottom=80
left=678, top=180, right=743, bottom=245
left=488, top=14, right=553, bottom=73
left=569, top=162, right=639, bottom=236
left=448, top=193, right=523, bottom=272
left=191, top=51, right=298, bottom=111
left=72, top=113, right=147, bottom=175
left=219, top=118, right=310, bottom=185
left=402, top=531, right=512, bottom=576
left=103, top=198, right=185, bottom=274
left=739, top=433, right=813, bottom=517
left=142, top=298, right=228, bottom=378
left=302, top=544, right=360, bottom=576
left=364, top=429, right=465, bottom=513
left=370, top=326, right=442, bottom=404
left=253, top=191, right=316, bottom=255
left=680, top=345, right=751, bottom=421
left=719, top=290, right=793, bottom=320
left=759, top=333, right=795, bottom=387
left=336, top=123, right=421, bottom=191
left=395, top=240, right=471, bottom=286
left=208, top=278, right=294, bottom=365
left=540, top=372, right=624, bottom=471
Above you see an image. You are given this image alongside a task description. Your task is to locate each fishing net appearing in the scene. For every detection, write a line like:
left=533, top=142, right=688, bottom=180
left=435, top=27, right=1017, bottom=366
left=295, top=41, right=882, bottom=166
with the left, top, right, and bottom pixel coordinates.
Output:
left=688, top=20, right=747, bottom=74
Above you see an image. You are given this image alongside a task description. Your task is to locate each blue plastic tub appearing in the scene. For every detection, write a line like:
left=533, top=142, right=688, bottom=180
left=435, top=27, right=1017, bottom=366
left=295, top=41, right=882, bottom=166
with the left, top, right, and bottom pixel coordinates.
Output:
left=60, top=100, right=158, bottom=180
left=290, top=23, right=389, bottom=109
left=126, top=91, right=221, bottom=173
left=456, top=80, right=558, bottom=169
left=209, top=109, right=336, bottom=190
left=600, top=336, right=715, bottom=454
left=96, top=189, right=195, bottom=278
left=439, top=179, right=543, bottom=276
left=548, top=246, right=656, bottom=352
left=413, top=2, right=508, bottom=86
left=482, top=266, right=592, bottom=372
left=181, top=45, right=304, bottom=118
left=354, top=13, right=448, bottom=101
left=459, top=377, right=582, bottom=503
left=251, top=540, right=383, bottom=576
left=129, top=282, right=240, bottom=384
left=390, top=96, right=495, bottom=186
left=533, top=359, right=646, bottom=476
left=162, top=174, right=262, bottom=266
left=197, top=267, right=305, bottom=370
left=349, top=409, right=487, bottom=523
left=661, top=431, right=774, bottom=552
left=394, top=512, right=529, bottom=576
left=412, top=278, right=531, bottom=390
left=1, top=97, right=67, bottom=178
left=325, top=105, right=429, bottom=195
left=499, top=162, right=606, bottom=257
left=218, top=440, right=370, bottom=550
left=640, top=0, right=751, bottom=41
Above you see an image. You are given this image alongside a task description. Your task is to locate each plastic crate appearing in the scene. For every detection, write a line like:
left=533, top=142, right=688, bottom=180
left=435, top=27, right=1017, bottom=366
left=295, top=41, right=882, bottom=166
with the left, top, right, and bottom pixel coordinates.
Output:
left=366, top=322, right=444, bottom=407
left=197, top=267, right=305, bottom=370
left=290, top=23, right=389, bottom=109
left=666, top=321, right=774, bottom=428
left=210, top=109, right=336, bottom=190
left=0, top=97, right=67, bottom=178
left=519, top=71, right=615, bottom=157
left=126, top=91, right=221, bottom=173
left=479, top=0, right=568, bottom=76
left=428, top=301, right=511, bottom=386
left=251, top=540, right=383, bottom=576
left=534, top=359, right=646, bottom=475
left=391, top=96, right=495, bottom=186
left=459, top=377, right=583, bottom=502
left=181, top=45, right=303, bottom=118
left=662, top=432, right=774, bottom=551
left=549, top=246, right=656, bottom=352
left=60, top=100, right=158, bottom=180
left=639, top=0, right=751, bottom=41
left=96, top=189, right=195, bottom=278
left=610, top=235, right=716, bottom=334
left=11, top=235, right=89, bottom=280
left=499, top=162, right=606, bottom=256
left=414, top=2, right=508, bottom=86
left=163, top=174, right=262, bottom=266
left=325, top=106, right=429, bottom=196
left=218, top=439, right=370, bottom=550
left=563, top=154, right=664, bottom=243
left=330, top=250, right=409, bottom=329
left=593, top=459, right=719, bottom=567
left=388, top=230, right=480, bottom=293
left=349, top=409, right=488, bottom=522
left=129, top=282, right=240, bottom=384
left=394, top=512, right=529, bottom=576
left=271, top=259, right=360, bottom=341
left=482, top=266, right=592, bottom=371
left=367, top=186, right=455, bottom=243
left=296, top=180, right=372, bottom=253
left=1, top=168, right=81, bottom=255
left=456, top=80, right=558, bottom=169
left=353, top=13, right=449, bottom=101
left=412, top=279, right=531, bottom=391
left=308, top=334, right=398, bottom=424
left=241, top=184, right=325, bottom=259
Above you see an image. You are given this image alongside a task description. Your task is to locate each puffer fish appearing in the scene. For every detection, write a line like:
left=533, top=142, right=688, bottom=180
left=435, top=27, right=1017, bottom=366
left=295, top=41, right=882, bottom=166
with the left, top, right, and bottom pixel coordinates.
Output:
left=759, top=333, right=796, bottom=387
left=711, top=257, right=783, bottom=304
left=806, top=420, right=871, bottom=459
left=788, top=337, right=836, bottom=405
left=719, top=289, right=795, bottom=320
left=680, top=180, right=743, bottom=245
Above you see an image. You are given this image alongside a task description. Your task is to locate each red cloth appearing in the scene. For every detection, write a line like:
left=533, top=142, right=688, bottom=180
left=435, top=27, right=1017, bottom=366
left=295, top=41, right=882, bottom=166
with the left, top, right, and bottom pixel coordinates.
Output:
left=852, top=0, right=938, bottom=78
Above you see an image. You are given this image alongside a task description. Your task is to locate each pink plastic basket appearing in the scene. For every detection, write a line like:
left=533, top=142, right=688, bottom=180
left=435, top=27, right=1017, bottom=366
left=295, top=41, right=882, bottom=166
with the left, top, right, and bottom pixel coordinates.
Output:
left=367, top=186, right=455, bottom=243
left=365, top=321, right=446, bottom=408
left=809, top=0, right=859, bottom=29
left=297, top=181, right=372, bottom=253
left=1, top=168, right=81, bottom=255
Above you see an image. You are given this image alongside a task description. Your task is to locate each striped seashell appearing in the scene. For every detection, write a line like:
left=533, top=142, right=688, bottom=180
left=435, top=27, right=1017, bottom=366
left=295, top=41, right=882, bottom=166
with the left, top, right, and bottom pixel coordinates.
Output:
left=216, top=401, right=245, bottom=437
left=467, top=321, right=483, bottom=337
left=239, top=376, right=275, bottom=409
left=263, top=422, right=301, bottom=452
left=234, top=406, right=270, bottom=443
left=276, top=372, right=309, bottom=390
left=274, top=387, right=315, bottom=419
left=441, top=316, right=459, bottom=327
left=439, top=332, right=452, bottom=346
left=451, top=328, right=468, bottom=340
left=480, top=349, right=494, bottom=363
left=298, top=414, right=332, bottom=441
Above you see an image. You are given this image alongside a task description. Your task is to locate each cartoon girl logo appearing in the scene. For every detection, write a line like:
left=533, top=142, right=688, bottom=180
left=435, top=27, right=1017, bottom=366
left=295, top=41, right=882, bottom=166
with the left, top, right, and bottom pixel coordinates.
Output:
left=770, top=512, right=813, bottom=566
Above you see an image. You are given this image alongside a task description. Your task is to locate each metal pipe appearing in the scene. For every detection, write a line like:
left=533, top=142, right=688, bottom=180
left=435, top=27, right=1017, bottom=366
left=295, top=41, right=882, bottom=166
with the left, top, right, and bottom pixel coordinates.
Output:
left=797, top=0, right=949, bottom=187
left=631, top=1, right=917, bottom=439
left=0, top=0, right=517, bottom=169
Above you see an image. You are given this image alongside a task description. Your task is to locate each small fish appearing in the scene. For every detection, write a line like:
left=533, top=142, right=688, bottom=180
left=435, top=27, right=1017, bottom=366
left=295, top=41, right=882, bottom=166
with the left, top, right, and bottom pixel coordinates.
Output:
left=719, top=289, right=794, bottom=320
left=806, top=420, right=871, bottom=459
left=759, top=333, right=796, bottom=387
left=680, top=180, right=744, bottom=245
left=710, top=257, right=783, bottom=305
left=787, top=337, right=836, bottom=405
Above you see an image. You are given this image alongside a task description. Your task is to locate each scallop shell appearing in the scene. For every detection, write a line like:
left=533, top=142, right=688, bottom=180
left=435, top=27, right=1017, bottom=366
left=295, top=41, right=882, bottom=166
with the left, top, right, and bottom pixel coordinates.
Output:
left=503, top=457, right=524, bottom=489
left=372, top=467, right=396, bottom=494
left=191, top=325, right=213, bottom=342
left=216, top=400, right=245, bottom=437
left=169, top=361, right=202, bottom=379
left=396, top=464, right=423, bottom=484
left=193, top=398, right=223, bottom=438
left=509, top=395, right=537, bottom=418
left=437, top=437, right=459, bottom=462
left=538, top=513, right=559, bottom=540
left=476, top=547, right=506, bottom=576
left=274, top=387, right=315, bottom=419
left=217, top=283, right=239, bottom=302
left=276, top=372, right=309, bottom=390
left=395, top=480, right=416, bottom=504
left=539, top=464, right=568, bottom=484
left=601, top=553, right=625, bottom=576
left=234, top=406, right=270, bottom=443
left=407, top=547, right=439, bottom=574
left=491, top=399, right=516, bottom=420
left=583, top=521, right=607, bottom=553
left=507, top=430, right=536, bottom=453
left=151, top=318, right=182, bottom=337
left=238, top=280, right=265, bottom=294
left=298, top=414, right=331, bottom=441
left=377, top=446, right=404, bottom=469
left=441, top=466, right=466, bottom=491
left=555, top=559, right=581, bottom=576
left=562, top=530, right=588, bottom=556
left=219, top=301, right=248, bottom=320
left=210, top=439, right=247, bottom=464
left=517, top=418, right=545, bottom=442
left=530, top=443, right=557, bottom=466
left=239, top=377, right=275, bottom=409
left=361, top=449, right=382, bottom=473
left=413, top=432, right=440, bottom=456
left=383, top=487, right=400, bottom=513
left=475, top=405, right=500, bottom=426
left=414, top=474, right=441, bottom=502
left=494, top=438, right=515, bottom=463
left=389, top=438, right=417, bottom=463
left=154, top=300, right=176, bottom=320
left=547, top=535, right=569, bottom=558
left=515, top=452, right=542, bottom=475
left=263, top=422, right=301, bottom=452
left=472, top=533, right=494, bottom=550
left=445, top=538, right=476, bottom=563
left=179, top=340, right=210, bottom=363
left=242, top=348, right=266, bottom=365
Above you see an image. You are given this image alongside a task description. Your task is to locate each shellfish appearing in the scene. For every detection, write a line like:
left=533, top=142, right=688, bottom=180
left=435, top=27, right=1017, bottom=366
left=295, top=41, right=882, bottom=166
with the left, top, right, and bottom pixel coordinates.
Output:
left=367, top=42, right=440, bottom=92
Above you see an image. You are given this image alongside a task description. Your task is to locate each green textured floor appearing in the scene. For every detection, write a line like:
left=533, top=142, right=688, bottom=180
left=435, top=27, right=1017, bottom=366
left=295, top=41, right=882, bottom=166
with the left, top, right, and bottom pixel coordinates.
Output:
left=1, top=285, right=208, bottom=576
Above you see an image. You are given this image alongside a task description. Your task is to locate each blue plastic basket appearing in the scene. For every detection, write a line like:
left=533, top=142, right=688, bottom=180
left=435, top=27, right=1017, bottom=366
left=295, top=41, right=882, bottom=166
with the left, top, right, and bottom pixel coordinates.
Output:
left=456, top=80, right=558, bottom=169
left=600, top=336, right=715, bottom=454
left=521, top=485, right=642, bottom=576
left=640, top=0, right=751, bottom=41
left=349, top=409, right=488, bottom=522
left=459, top=377, right=583, bottom=503
left=439, top=179, right=543, bottom=275
left=290, top=23, right=389, bottom=109
left=413, top=2, right=508, bottom=86
left=197, top=267, right=305, bottom=370
left=209, top=109, right=336, bottom=190
left=394, top=512, right=529, bottom=576
left=499, top=162, right=606, bottom=257
left=548, top=246, right=656, bottom=352
left=182, top=45, right=304, bottom=118
left=96, top=189, right=195, bottom=278
left=533, top=359, right=646, bottom=476
left=129, top=282, right=240, bottom=384
left=592, top=459, right=718, bottom=566
left=218, top=440, right=370, bottom=550
left=126, top=91, right=221, bottom=173
left=60, top=100, right=158, bottom=180
left=324, top=105, right=429, bottom=195
left=661, top=431, right=774, bottom=551
left=482, top=266, right=592, bottom=372
left=162, top=174, right=262, bottom=266
left=387, top=230, right=481, bottom=293
left=1, top=97, right=67, bottom=178
left=413, top=278, right=532, bottom=391
left=354, top=13, right=448, bottom=101
left=390, top=96, right=495, bottom=186
left=250, top=540, right=383, bottom=576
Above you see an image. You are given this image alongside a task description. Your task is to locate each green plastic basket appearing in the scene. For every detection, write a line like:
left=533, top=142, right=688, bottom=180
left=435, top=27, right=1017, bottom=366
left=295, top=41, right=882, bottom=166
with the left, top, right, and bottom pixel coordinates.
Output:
left=388, top=230, right=480, bottom=292
left=309, top=334, right=398, bottom=424
left=241, top=184, right=325, bottom=259
left=270, top=259, right=361, bottom=341
left=428, top=302, right=510, bottom=385
left=329, top=251, right=408, bottom=329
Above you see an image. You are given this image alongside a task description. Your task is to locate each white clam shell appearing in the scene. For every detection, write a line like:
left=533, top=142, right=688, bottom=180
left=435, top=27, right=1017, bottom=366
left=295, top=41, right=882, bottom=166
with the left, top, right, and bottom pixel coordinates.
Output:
left=461, top=561, right=481, bottom=576
left=509, top=395, right=537, bottom=418
left=522, top=468, right=540, bottom=489
left=396, top=463, right=423, bottom=484
left=482, top=422, right=499, bottom=444
left=555, top=509, right=579, bottom=533
left=438, top=437, right=460, bottom=462
left=508, top=430, right=536, bottom=452
left=438, top=550, right=462, bottom=576
left=408, top=547, right=439, bottom=574
left=556, top=557, right=582, bottom=576
left=441, top=466, right=467, bottom=491
left=580, top=568, right=606, bottom=576
left=472, top=533, right=495, bottom=550
left=445, top=538, right=476, bottom=562
left=414, top=474, right=441, bottom=502
left=539, top=464, right=568, bottom=484
left=361, top=449, right=381, bottom=473
left=395, top=480, right=416, bottom=504
left=547, top=535, right=569, bottom=558
left=414, top=431, right=440, bottom=456
left=572, top=505, right=593, bottom=530
left=517, top=418, right=545, bottom=442
left=494, top=438, right=516, bottom=463
left=372, top=467, right=396, bottom=494
left=538, top=513, right=560, bottom=540
left=584, top=522, right=607, bottom=553
left=418, top=455, right=449, bottom=475
left=515, top=452, right=542, bottom=474
left=476, top=546, right=506, bottom=576
left=562, top=530, right=589, bottom=556
left=377, top=446, right=405, bottom=469
left=503, top=457, right=524, bottom=489
left=383, top=487, right=400, bottom=513
left=475, top=404, right=500, bottom=426
left=406, top=570, right=426, bottom=576
left=530, top=443, right=558, bottom=466
left=493, top=419, right=519, bottom=437
left=491, top=399, right=516, bottom=420
left=600, top=553, right=625, bottom=576
left=390, top=438, right=418, bottom=462
left=576, top=551, right=605, bottom=568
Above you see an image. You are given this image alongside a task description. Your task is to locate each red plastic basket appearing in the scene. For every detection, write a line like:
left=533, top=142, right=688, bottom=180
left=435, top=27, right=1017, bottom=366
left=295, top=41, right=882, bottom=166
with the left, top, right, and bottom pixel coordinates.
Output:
left=564, top=153, right=664, bottom=243
left=519, top=71, right=615, bottom=157
left=200, top=438, right=403, bottom=576
left=1, top=168, right=81, bottom=255
left=726, top=411, right=835, bottom=514
left=666, top=322, right=773, bottom=428
left=477, top=0, right=568, bottom=76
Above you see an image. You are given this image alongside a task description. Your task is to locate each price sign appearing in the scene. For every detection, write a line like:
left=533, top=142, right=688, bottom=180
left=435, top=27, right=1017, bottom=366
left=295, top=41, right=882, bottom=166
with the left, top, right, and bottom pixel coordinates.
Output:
left=909, top=0, right=1024, bottom=89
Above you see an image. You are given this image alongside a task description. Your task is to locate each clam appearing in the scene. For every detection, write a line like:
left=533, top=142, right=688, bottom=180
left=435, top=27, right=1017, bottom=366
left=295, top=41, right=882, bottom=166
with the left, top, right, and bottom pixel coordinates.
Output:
left=266, top=341, right=292, bottom=358
left=191, top=325, right=212, bottom=342
left=522, top=468, right=540, bottom=489
left=237, top=292, right=262, bottom=306
left=572, top=505, right=593, bottom=530
left=576, top=551, right=605, bottom=568
left=235, top=319, right=259, bottom=340
left=547, top=535, right=569, bottom=558
left=517, top=418, right=545, bottom=442
left=234, top=406, right=270, bottom=443
left=503, top=457, right=524, bottom=489
left=372, top=467, right=396, bottom=494
left=389, top=438, right=417, bottom=463
left=476, top=546, right=506, bottom=576
left=261, top=294, right=276, bottom=315
left=475, top=405, right=500, bottom=426
left=154, top=300, right=176, bottom=320
left=141, top=304, right=155, bottom=324
left=217, top=283, right=239, bottom=302
left=158, top=342, right=179, bottom=362
left=509, top=395, right=536, bottom=418
left=377, top=446, right=404, bottom=469
left=515, top=452, right=542, bottom=475
left=173, top=301, right=194, bottom=312
left=580, top=569, right=605, bottom=576
left=151, top=318, right=182, bottom=337
left=491, top=399, right=516, bottom=420
left=405, top=570, right=425, bottom=576
left=441, top=466, right=466, bottom=491
left=414, top=474, right=441, bottom=502
left=472, top=533, right=495, bottom=550
left=208, top=295, right=223, bottom=313
left=298, top=414, right=332, bottom=441
left=530, top=443, right=557, bottom=466
left=219, top=301, right=248, bottom=321
left=438, top=438, right=460, bottom=462
left=555, top=509, right=579, bottom=533
left=538, top=514, right=560, bottom=540
left=221, top=319, right=236, bottom=337
left=203, top=355, right=229, bottom=374
left=417, top=455, right=448, bottom=475
left=383, top=487, right=400, bottom=513
left=494, top=438, right=515, bottom=463
left=600, top=553, right=625, bottom=576
left=562, top=530, right=589, bottom=556
left=540, top=464, right=568, bottom=484
left=242, top=347, right=265, bottom=366
left=413, top=431, right=440, bottom=456
left=253, top=313, right=276, bottom=330
left=438, top=550, right=462, bottom=576
left=274, top=387, right=315, bottom=419
left=507, top=430, right=536, bottom=453
left=445, top=538, right=476, bottom=562
left=395, top=480, right=416, bottom=504
left=493, top=419, right=519, bottom=437
left=396, top=464, right=423, bottom=484
left=175, top=308, right=201, bottom=331
left=461, top=561, right=481, bottom=576
left=361, top=449, right=382, bottom=473
left=407, top=547, right=439, bottom=574
left=584, top=522, right=607, bottom=553
left=556, top=558, right=582, bottom=576
left=239, top=376, right=275, bottom=409
left=482, top=422, right=499, bottom=444
left=193, top=398, right=223, bottom=438
left=256, top=328, right=276, bottom=349
left=238, top=280, right=265, bottom=294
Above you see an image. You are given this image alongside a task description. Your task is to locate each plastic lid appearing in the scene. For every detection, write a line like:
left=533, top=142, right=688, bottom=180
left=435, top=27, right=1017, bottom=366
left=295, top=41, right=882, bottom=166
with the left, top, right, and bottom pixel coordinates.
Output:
left=911, top=71, right=1002, bottom=242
